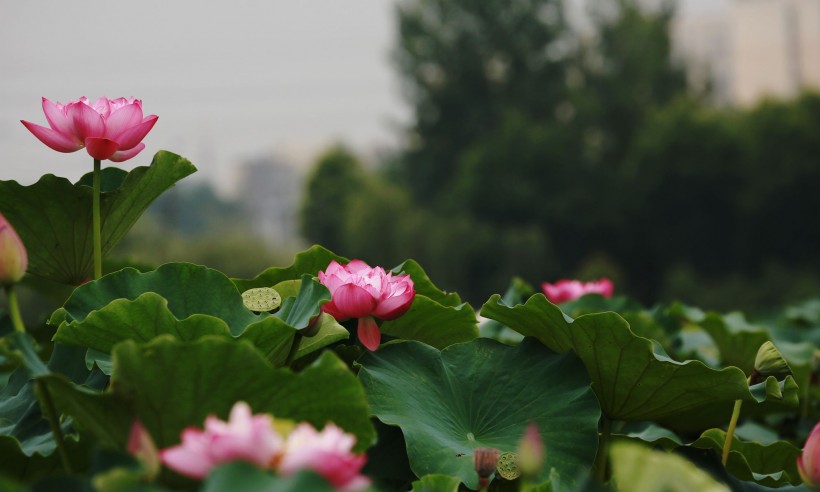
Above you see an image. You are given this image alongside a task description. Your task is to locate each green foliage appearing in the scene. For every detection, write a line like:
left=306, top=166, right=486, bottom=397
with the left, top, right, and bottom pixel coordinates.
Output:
left=43, top=336, right=375, bottom=452
left=358, top=338, right=600, bottom=489
left=300, top=146, right=367, bottom=253
left=481, top=294, right=799, bottom=422
left=610, top=442, right=730, bottom=492
left=0, top=151, right=195, bottom=284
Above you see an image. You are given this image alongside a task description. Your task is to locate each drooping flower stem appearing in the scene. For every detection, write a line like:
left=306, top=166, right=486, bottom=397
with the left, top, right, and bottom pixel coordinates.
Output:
left=4, top=285, right=25, bottom=333
left=35, top=379, right=73, bottom=474
left=92, top=158, right=102, bottom=279
left=595, top=415, right=612, bottom=482
left=4, top=287, right=72, bottom=473
left=722, top=399, right=744, bottom=465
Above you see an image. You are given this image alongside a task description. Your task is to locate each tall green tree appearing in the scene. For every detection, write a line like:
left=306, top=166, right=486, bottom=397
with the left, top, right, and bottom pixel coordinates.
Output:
left=300, top=146, right=366, bottom=253
left=392, top=0, right=573, bottom=206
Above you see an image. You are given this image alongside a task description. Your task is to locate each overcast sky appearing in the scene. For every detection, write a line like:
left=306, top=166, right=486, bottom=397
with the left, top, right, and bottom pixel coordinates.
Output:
left=1, top=0, right=408, bottom=195
left=1, top=0, right=722, bottom=195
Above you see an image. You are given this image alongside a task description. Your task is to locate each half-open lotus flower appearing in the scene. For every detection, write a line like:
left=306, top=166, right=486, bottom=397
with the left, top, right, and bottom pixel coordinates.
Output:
left=318, top=260, right=415, bottom=351
left=21, top=96, right=157, bottom=162
left=541, top=278, right=613, bottom=304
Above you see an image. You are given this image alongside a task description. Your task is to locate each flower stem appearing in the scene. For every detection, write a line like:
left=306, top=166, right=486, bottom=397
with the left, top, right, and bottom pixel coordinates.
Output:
left=595, top=415, right=612, bottom=482
left=92, top=158, right=102, bottom=280
left=36, top=379, right=73, bottom=474
left=722, top=399, right=743, bottom=465
left=284, top=333, right=303, bottom=366
left=4, top=285, right=25, bottom=333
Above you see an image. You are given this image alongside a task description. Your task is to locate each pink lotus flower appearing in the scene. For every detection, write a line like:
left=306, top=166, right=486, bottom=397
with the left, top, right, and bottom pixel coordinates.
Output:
left=279, top=423, right=370, bottom=492
left=21, top=96, right=157, bottom=162
left=160, top=402, right=283, bottom=479
left=0, top=213, right=28, bottom=286
left=541, top=278, right=613, bottom=304
left=318, top=260, right=415, bottom=351
left=798, top=422, right=820, bottom=488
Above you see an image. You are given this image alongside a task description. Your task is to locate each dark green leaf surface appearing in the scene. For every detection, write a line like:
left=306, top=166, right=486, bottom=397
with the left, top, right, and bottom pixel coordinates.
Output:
left=43, top=336, right=374, bottom=452
left=231, top=245, right=347, bottom=291
left=0, top=151, right=195, bottom=284
left=358, top=338, right=600, bottom=489
left=480, top=294, right=799, bottom=421
left=379, top=295, right=478, bottom=349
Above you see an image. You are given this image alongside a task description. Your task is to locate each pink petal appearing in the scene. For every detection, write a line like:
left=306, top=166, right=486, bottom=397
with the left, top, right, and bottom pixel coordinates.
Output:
left=113, top=115, right=158, bottom=150
left=321, top=300, right=347, bottom=320
left=68, top=101, right=105, bottom=140
left=41, top=97, right=78, bottom=140
left=373, top=290, right=415, bottom=320
left=160, top=446, right=213, bottom=479
left=345, top=260, right=371, bottom=273
left=84, top=137, right=119, bottom=160
left=358, top=316, right=381, bottom=351
left=20, top=120, right=84, bottom=153
left=109, top=143, right=145, bottom=162
left=333, top=284, right=377, bottom=319
left=105, top=103, right=144, bottom=140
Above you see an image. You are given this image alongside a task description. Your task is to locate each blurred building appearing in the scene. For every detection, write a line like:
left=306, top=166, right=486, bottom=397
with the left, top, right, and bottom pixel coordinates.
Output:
left=235, top=157, right=305, bottom=245
left=672, top=0, right=820, bottom=105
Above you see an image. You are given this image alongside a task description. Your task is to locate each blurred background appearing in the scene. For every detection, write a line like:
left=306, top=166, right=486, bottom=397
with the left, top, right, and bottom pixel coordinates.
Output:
left=2, top=0, right=819, bottom=312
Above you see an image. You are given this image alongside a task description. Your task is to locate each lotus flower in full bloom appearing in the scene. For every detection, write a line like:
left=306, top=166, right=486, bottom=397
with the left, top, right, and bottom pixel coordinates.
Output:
left=798, top=422, right=820, bottom=488
left=160, top=402, right=283, bottom=479
left=318, top=260, right=416, bottom=351
left=0, top=213, right=28, bottom=286
left=159, top=402, right=369, bottom=490
left=21, top=96, right=157, bottom=162
left=279, top=423, right=370, bottom=491
left=541, top=278, right=613, bottom=304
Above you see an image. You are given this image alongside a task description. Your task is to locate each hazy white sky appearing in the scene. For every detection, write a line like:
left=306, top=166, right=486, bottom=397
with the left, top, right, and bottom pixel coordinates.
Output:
left=0, top=0, right=720, bottom=195
left=1, top=0, right=407, bottom=194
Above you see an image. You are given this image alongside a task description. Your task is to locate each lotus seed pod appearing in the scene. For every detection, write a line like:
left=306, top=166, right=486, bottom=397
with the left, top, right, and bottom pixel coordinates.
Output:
left=242, top=287, right=282, bottom=312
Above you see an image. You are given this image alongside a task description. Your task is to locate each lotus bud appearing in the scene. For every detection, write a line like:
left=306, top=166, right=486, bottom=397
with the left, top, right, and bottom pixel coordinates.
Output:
left=127, top=420, right=160, bottom=481
left=798, top=422, right=820, bottom=489
left=0, top=213, right=28, bottom=286
left=517, top=423, right=545, bottom=478
left=752, top=341, right=791, bottom=384
left=473, top=447, right=500, bottom=489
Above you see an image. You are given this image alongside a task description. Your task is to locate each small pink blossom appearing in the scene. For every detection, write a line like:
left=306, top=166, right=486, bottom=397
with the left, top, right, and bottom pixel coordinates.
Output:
left=160, top=402, right=283, bottom=479
left=541, top=278, right=613, bottom=304
left=318, top=260, right=415, bottom=351
left=0, top=213, right=27, bottom=286
left=798, top=422, right=820, bottom=488
left=127, top=420, right=160, bottom=480
left=279, top=423, right=370, bottom=492
left=21, top=96, right=157, bottom=162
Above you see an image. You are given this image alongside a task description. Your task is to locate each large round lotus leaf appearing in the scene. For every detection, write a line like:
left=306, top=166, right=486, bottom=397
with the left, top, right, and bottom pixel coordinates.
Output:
left=379, top=295, right=478, bottom=350
left=481, top=294, right=799, bottom=422
left=0, top=151, right=195, bottom=285
left=358, top=338, right=600, bottom=489
left=41, top=336, right=374, bottom=452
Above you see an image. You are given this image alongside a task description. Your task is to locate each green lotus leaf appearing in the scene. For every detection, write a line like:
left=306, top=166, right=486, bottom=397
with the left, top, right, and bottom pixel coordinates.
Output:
left=409, top=474, right=462, bottom=492
left=697, top=312, right=772, bottom=374
left=0, top=339, right=105, bottom=460
left=610, top=442, right=730, bottom=492
left=293, top=313, right=350, bottom=361
left=390, top=259, right=462, bottom=307
left=379, top=295, right=478, bottom=350
left=0, top=151, right=195, bottom=284
left=52, top=292, right=295, bottom=366
left=358, top=338, right=600, bottom=489
left=232, top=245, right=348, bottom=291
left=41, top=336, right=374, bottom=452
left=691, top=429, right=801, bottom=487
left=59, top=263, right=260, bottom=332
left=480, top=294, right=799, bottom=421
